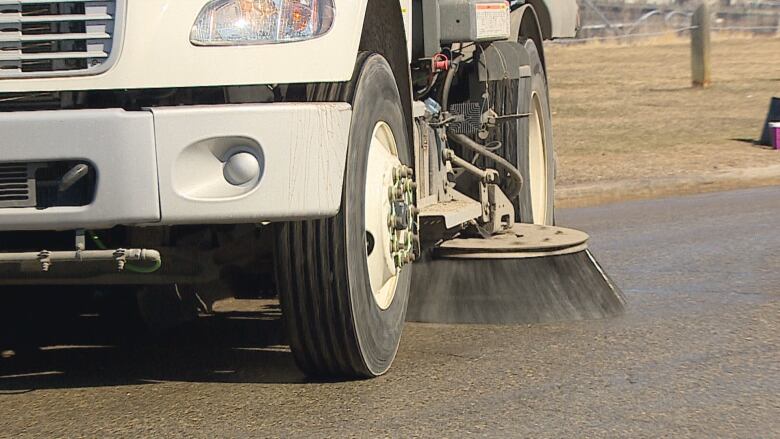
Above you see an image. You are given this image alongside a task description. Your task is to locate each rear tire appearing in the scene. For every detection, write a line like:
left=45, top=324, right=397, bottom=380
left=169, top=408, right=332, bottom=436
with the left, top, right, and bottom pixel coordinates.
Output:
left=276, top=54, right=413, bottom=378
left=487, top=38, right=555, bottom=225
left=520, top=39, right=555, bottom=225
left=517, top=38, right=555, bottom=225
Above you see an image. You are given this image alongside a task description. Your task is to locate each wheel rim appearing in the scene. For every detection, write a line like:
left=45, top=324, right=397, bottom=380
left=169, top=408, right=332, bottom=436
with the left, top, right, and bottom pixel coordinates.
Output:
left=364, top=121, right=402, bottom=310
left=528, top=91, right=549, bottom=225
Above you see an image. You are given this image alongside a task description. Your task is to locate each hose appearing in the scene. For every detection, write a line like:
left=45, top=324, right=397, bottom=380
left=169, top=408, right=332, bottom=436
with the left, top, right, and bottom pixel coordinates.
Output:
left=448, top=132, right=524, bottom=200
left=87, top=230, right=162, bottom=274
left=441, top=55, right=462, bottom=110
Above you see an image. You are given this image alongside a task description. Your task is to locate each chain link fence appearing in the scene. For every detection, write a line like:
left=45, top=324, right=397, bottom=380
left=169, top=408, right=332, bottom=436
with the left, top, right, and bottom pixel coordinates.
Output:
left=563, top=0, right=780, bottom=43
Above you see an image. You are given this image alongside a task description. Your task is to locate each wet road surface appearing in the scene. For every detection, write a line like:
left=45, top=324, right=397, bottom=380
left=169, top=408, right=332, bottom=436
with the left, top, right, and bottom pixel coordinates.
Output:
left=1, top=187, right=778, bottom=437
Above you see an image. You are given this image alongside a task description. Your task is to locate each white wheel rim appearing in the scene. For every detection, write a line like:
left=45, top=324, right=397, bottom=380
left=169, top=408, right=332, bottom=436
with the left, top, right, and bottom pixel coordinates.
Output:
left=364, top=121, right=402, bottom=310
left=528, top=92, right=549, bottom=225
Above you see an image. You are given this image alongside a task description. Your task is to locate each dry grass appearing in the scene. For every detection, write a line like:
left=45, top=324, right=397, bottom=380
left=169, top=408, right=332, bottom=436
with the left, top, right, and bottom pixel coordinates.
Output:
left=546, top=36, right=780, bottom=190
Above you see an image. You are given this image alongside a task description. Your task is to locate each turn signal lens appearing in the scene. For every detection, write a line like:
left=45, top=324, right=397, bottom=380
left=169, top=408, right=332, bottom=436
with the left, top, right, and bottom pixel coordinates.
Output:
left=191, top=0, right=335, bottom=46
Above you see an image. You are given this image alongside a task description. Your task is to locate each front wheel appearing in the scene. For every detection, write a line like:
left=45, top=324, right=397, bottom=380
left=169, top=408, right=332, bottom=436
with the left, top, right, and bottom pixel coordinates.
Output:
left=275, top=53, right=413, bottom=378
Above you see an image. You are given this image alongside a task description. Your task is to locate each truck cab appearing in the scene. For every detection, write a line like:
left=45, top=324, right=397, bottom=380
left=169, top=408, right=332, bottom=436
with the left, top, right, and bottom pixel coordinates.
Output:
left=0, top=0, right=580, bottom=378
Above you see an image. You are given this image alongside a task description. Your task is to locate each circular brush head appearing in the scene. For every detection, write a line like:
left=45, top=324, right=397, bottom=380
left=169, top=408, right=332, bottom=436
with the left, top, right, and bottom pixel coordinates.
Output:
left=407, top=244, right=626, bottom=325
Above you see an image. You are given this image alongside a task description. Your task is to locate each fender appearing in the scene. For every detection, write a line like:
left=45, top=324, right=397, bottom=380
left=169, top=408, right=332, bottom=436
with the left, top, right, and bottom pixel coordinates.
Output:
left=510, top=4, right=547, bottom=70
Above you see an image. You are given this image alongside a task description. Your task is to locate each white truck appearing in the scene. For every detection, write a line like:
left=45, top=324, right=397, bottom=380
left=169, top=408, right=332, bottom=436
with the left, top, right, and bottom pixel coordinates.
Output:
left=0, top=0, right=598, bottom=378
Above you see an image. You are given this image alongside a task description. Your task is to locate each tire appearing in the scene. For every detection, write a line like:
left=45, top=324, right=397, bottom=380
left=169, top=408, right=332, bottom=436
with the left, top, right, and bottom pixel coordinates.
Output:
left=488, top=39, right=555, bottom=225
left=276, top=53, right=413, bottom=378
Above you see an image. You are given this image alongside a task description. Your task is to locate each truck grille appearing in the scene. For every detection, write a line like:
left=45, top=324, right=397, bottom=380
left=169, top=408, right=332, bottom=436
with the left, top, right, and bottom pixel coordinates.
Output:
left=0, top=0, right=122, bottom=78
left=0, top=163, right=35, bottom=208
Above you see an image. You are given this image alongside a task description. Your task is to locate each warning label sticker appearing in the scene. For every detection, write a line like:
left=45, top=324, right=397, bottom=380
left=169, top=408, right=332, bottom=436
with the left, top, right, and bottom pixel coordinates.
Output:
left=475, top=3, right=510, bottom=40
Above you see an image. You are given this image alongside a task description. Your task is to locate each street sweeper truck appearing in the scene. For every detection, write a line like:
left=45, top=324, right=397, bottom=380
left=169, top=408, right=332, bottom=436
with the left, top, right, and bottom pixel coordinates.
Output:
left=0, top=0, right=624, bottom=378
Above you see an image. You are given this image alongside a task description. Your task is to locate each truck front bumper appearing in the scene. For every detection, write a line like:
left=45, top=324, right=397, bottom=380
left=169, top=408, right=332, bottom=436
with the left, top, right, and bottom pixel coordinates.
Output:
left=0, top=103, right=352, bottom=231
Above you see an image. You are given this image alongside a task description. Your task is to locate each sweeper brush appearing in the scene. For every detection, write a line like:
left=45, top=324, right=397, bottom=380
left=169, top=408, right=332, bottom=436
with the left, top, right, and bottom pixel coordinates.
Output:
left=407, top=224, right=626, bottom=325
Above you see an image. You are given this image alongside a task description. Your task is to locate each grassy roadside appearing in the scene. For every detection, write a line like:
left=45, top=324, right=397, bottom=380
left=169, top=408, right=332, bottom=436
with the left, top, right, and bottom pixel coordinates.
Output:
left=545, top=37, right=780, bottom=206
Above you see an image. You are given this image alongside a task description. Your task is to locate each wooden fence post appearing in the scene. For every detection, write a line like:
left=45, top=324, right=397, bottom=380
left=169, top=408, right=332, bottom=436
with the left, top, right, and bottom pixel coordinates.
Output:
left=691, top=3, right=712, bottom=88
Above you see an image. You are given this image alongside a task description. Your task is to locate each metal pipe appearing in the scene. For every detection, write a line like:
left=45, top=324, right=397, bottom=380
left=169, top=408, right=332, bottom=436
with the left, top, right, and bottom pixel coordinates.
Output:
left=0, top=248, right=161, bottom=272
left=0, top=249, right=160, bottom=264
left=448, top=132, right=524, bottom=200
left=444, top=148, right=490, bottom=181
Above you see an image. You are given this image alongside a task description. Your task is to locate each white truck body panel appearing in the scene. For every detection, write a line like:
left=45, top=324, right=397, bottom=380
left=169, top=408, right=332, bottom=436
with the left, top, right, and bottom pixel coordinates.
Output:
left=0, top=0, right=405, bottom=93
left=152, top=103, right=353, bottom=225
left=545, top=0, right=579, bottom=38
left=0, top=103, right=352, bottom=230
left=0, top=0, right=580, bottom=94
left=0, top=0, right=580, bottom=230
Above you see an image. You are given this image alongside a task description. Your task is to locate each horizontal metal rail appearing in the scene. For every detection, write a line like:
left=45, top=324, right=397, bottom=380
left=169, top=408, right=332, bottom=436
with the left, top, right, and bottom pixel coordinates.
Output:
left=0, top=32, right=111, bottom=42
left=0, top=51, right=108, bottom=61
left=0, top=13, right=112, bottom=24
left=0, top=248, right=161, bottom=272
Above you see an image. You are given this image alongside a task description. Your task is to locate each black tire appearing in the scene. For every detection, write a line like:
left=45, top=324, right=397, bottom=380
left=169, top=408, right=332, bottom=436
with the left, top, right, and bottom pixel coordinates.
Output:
left=276, top=53, right=413, bottom=378
left=487, top=39, right=555, bottom=225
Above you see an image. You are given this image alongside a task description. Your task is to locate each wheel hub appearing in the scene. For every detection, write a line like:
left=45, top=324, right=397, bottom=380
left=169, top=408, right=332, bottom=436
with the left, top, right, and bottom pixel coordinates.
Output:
left=364, top=122, right=419, bottom=310
left=388, top=164, right=420, bottom=269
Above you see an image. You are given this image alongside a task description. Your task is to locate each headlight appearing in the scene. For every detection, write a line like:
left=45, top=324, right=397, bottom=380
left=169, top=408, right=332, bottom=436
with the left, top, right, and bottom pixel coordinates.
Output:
left=191, top=0, right=335, bottom=46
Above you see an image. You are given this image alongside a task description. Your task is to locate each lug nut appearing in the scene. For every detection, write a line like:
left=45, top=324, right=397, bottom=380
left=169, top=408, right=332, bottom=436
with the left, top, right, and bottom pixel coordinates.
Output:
left=389, top=186, right=405, bottom=201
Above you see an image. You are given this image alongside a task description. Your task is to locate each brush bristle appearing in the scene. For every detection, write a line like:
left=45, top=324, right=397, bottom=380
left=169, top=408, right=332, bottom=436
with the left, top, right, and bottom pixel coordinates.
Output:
left=407, top=249, right=626, bottom=324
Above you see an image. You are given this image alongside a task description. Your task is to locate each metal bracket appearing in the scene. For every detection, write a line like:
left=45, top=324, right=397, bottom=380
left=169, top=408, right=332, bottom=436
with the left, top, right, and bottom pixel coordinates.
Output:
left=485, top=183, right=515, bottom=234
left=38, top=250, right=52, bottom=272
left=441, top=148, right=516, bottom=234
left=113, top=249, right=127, bottom=271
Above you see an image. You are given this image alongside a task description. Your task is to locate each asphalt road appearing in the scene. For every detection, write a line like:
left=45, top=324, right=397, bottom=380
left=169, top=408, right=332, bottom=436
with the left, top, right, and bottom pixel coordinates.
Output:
left=1, top=187, right=778, bottom=438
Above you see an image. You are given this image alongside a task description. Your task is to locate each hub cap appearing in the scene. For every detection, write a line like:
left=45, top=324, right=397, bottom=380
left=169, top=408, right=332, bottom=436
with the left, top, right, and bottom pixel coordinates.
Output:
left=364, top=122, right=418, bottom=310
